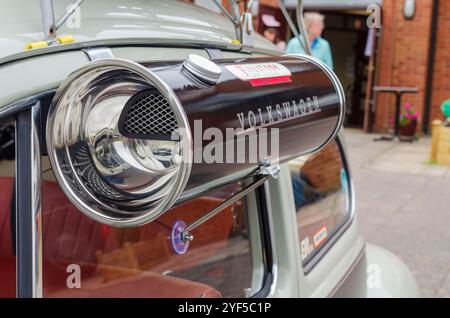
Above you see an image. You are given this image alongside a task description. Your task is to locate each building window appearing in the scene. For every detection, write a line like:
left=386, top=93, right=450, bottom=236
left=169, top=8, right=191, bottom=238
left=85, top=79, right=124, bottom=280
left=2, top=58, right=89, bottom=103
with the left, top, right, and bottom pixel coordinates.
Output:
left=40, top=166, right=265, bottom=298
left=0, top=120, right=16, bottom=298
left=288, top=138, right=352, bottom=270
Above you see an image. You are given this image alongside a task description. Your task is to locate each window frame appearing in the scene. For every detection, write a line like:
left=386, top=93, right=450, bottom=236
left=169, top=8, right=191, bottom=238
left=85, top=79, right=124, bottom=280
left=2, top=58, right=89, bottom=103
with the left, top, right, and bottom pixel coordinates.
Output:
left=251, top=182, right=277, bottom=298
left=15, top=103, right=43, bottom=298
left=0, top=97, right=45, bottom=298
left=292, top=136, right=355, bottom=274
left=0, top=114, right=19, bottom=297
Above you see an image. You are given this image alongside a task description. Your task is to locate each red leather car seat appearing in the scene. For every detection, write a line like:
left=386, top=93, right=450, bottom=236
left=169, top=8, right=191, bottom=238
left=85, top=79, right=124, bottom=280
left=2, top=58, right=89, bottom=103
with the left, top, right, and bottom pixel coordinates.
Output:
left=47, top=271, right=222, bottom=298
left=42, top=181, right=109, bottom=293
left=0, top=177, right=15, bottom=298
left=0, top=177, right=14, bottom=257
left=42, top=181, right=225, bottom=298
left=0, top=177, right=227, bottom=298
left=42, top=181, right=108, bottom=262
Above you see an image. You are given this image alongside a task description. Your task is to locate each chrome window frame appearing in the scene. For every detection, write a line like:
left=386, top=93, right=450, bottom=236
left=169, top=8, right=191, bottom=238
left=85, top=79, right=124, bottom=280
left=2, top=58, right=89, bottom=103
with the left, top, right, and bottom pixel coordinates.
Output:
left=15, top=104, right=42, bottom=298
left=251, top=181, right=278, bottom=298
left=0, top=97, right=44, bottom=298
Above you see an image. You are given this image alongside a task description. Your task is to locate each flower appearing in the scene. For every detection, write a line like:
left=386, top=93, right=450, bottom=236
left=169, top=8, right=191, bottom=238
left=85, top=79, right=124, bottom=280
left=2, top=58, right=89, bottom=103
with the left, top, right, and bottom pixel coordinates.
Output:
left=399, top=102, right=419, bottom=127
left=405, top=102, right=412, bottom=110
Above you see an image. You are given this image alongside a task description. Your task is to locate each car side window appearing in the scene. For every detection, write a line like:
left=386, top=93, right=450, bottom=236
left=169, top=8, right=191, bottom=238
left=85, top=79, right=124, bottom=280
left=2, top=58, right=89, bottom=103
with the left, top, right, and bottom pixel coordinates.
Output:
left=40, top=165, right=265, bottom=298
left=288, top=138, right=351, bottom=270
left=0, top=120, right=16, bottom=298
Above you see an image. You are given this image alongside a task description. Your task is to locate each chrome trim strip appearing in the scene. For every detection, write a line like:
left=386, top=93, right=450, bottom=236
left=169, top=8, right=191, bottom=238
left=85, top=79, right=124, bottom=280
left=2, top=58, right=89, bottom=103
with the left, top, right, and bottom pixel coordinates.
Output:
left=0, top=91, right=55, bottom=120
left=0, top=41, right=280, bottom=67
left=204, top=48, right=224, bottom=60
left=82, top=47, right=114, bottom=61
left=0, top=41, right=231, bottom=66
left=31, top=105, right=43, bottom=298
left=264, top=181, right=279, bottom=298
left=16, top=104, right=43, bottom=298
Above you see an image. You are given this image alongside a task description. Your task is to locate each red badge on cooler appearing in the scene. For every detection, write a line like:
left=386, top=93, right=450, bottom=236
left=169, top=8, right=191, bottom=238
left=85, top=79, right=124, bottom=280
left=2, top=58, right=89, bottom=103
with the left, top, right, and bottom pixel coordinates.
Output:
left=226, top=62, right=292, bottom=87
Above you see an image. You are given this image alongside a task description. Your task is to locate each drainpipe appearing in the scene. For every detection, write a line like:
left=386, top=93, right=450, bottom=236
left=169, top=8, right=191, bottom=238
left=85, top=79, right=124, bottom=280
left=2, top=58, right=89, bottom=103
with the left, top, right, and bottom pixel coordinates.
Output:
left=423, top=0, right=439, bottom=135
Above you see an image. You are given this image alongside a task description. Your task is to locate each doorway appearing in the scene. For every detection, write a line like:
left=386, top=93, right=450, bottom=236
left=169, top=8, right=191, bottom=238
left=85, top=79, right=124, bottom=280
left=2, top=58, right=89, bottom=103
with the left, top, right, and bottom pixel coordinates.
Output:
left=321, top=11, right=372, bottom=128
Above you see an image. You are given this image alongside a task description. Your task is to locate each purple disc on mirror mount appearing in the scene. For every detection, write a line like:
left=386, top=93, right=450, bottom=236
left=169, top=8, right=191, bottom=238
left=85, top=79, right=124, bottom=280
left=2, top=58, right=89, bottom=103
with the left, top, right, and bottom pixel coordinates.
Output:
left=171, top=220, right=189, bottom=255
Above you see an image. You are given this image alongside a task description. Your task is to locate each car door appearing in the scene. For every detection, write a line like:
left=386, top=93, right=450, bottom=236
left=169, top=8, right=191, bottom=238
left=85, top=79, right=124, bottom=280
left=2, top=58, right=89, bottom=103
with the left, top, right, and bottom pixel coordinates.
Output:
left=266, top=133, right=364, bottom=297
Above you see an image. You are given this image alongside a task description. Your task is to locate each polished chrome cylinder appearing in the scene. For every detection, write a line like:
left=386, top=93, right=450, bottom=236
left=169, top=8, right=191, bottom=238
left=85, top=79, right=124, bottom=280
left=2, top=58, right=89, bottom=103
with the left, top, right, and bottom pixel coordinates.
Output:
left=46, top=55, right=344, bottom=227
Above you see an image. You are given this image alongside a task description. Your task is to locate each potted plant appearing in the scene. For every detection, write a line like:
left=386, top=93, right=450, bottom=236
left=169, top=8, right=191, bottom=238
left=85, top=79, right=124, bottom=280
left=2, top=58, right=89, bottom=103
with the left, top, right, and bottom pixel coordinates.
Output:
left=399, top=102, right=419, bottom=138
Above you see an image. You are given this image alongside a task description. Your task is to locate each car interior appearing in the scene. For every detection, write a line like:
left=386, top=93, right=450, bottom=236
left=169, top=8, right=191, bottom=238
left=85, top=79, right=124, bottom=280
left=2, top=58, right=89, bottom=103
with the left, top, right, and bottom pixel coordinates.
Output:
left=0, top=119, right=261, bottom=297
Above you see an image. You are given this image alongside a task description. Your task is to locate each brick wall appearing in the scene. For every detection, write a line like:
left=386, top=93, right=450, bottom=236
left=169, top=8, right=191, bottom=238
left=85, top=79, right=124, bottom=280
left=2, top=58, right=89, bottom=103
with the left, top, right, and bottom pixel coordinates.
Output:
left=188, top=0, right=449, bottom=131
left=430, top=0, right=450, bottom=122
left=374, top=0, right=433, bottom=132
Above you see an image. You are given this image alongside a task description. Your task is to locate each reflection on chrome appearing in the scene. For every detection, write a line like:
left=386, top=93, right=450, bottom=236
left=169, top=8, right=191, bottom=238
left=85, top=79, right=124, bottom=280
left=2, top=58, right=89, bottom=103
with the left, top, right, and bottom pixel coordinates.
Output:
left=46, top=59, right=192, bottom=227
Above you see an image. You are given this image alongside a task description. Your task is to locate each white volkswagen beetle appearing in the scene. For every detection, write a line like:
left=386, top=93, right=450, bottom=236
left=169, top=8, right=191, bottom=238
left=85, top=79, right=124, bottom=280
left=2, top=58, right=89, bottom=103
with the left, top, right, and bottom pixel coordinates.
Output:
left=0, top=0, right=418, bottom=298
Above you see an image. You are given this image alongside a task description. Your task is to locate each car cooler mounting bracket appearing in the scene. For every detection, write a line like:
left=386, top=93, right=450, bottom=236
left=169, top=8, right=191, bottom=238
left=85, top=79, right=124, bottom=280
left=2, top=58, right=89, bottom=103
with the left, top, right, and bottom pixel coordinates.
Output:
left=170, top=160, right=280, bottom=254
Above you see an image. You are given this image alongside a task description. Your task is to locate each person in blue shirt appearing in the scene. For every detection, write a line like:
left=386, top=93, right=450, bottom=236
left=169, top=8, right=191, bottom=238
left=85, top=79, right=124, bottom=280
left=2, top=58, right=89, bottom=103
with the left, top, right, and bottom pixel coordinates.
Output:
left=286, top=12, right=333, bottom=70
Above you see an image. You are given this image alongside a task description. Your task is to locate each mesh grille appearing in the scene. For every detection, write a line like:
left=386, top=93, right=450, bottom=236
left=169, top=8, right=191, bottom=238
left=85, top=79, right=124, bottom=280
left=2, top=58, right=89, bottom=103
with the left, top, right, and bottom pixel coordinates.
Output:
left=73, top=146, right=126, bottom=200
left=120, top=90, right=178, bottom=139
left=59, top=156, right=88, bottom=201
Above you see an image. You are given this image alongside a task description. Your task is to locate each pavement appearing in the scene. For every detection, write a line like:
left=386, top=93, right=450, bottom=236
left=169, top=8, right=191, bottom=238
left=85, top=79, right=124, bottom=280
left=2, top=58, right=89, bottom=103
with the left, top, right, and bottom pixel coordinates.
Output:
left=344, top=128, right=450, bottom=298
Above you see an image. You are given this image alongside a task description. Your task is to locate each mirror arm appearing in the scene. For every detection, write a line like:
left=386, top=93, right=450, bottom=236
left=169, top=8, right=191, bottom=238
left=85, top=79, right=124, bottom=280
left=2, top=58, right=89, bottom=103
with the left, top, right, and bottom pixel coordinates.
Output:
left=54, top=0, right=85, bottom=31
left=277, top=0, right=311, bottom=55
left=296, top=0, right=311, bottom=55
left=229, top=0, right=241, bottom=21
left=247, top=0, right=257, bottom=12
left=212, top=0, right=242, bottom=42
left=39, top=0, right=57, bottom=41
left=180, top=161, right=281, bottom=243
left=212, top=0, right=240, bottom=26
left=39, top=0, right=85, bottom=42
